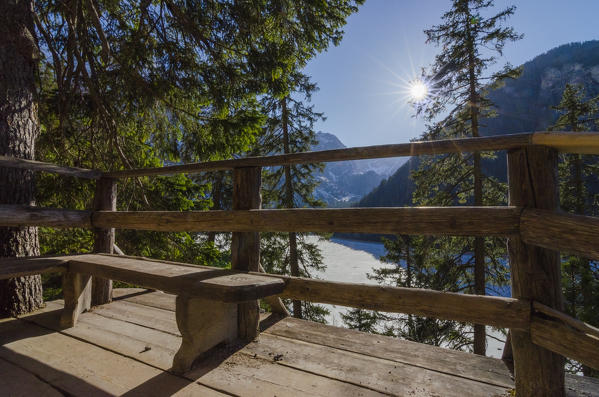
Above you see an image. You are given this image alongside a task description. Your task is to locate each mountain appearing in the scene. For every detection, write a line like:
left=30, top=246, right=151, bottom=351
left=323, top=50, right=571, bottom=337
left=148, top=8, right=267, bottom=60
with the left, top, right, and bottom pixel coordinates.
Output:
left=313, top=132, right=406, bottom=206
left=358, top=40, right=599, bottom=209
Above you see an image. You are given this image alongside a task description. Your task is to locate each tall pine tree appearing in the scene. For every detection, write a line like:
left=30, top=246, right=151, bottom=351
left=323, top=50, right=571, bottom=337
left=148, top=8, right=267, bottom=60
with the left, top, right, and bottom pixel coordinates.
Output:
left=549, top=84, right=599, bottom=377
left=406, top=0, right=521, bottom=354
left=16, top=0, right=362, bottom=310
left=257, top=72, right=329, bottom=321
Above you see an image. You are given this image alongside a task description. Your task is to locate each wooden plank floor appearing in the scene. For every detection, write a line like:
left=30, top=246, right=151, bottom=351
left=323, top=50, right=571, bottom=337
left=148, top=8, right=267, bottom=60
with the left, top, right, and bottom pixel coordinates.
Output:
left=0, top=288, right=596, bottom=397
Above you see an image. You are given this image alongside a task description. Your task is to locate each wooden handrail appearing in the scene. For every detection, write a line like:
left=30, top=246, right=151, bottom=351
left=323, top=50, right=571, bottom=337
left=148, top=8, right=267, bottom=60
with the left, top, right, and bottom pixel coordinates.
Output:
left=0, top=205, right=91, bottom=228
left=4, top=205, right=599, bottom=262
left=272, top=274, right=530, bottom=330
left=0, top=132, right=596, bottom=179
left=101, top=131, right=599, bottom=178
left=91, top=207, right=520, bottom=236
left=520, top=208, right=599, bottom=261
left=102, top=133, right=534, bottom=177
left=532, top=132, right=599, bottom=155
left=0, top=205, right=521, bottom=236
left=0, top=155, right=101, bottom=179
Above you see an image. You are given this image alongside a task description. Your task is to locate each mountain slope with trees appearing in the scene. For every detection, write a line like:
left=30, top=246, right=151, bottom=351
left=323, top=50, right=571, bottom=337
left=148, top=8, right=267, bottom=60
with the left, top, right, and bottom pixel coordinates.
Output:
left=358, top=40, right=599, bottom=209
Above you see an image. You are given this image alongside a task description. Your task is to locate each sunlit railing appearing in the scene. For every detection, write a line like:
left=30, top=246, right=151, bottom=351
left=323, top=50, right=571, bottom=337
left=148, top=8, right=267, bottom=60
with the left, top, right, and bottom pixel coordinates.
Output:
left=1, top=130, right=599, bottom=396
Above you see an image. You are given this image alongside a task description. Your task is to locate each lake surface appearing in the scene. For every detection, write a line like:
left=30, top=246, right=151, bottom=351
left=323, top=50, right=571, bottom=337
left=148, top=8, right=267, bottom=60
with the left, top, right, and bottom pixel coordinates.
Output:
left=312, top=236, right=506, bottom=358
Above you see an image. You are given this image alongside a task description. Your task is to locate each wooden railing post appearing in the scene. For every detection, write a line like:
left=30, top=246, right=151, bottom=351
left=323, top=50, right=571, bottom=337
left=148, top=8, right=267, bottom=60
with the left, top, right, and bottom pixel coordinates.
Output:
left=507, top=146, right=564, bottom=396
left=91, top=177, right=116, bottom=306
left=231, top=167, right=261, bottom=340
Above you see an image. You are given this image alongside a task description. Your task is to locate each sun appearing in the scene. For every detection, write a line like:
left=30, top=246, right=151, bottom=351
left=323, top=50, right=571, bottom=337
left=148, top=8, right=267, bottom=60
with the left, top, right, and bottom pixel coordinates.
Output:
left=409, top=80, right=428, bottom=101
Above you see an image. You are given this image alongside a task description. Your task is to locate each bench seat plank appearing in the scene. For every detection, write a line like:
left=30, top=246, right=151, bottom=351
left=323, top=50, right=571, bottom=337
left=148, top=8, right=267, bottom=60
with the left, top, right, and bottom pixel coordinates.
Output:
left=66, top=254, right=285, bottom=302
left=0, top=256, right=69, bottom=280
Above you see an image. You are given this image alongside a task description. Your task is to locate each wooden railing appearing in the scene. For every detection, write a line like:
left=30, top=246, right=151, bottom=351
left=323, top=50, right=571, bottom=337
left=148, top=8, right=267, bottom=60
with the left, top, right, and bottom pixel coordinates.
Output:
left=1, top=131, right=599, bottom=397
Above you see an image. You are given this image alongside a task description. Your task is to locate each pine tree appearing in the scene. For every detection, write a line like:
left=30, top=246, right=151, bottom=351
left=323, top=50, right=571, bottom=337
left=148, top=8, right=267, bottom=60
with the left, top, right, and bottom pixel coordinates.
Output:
left=21, top=0, right=362, bottom=305
left=407, top=0, right=521, bottom=354
left=368, top=235, right=471, bottom=348
left=549, top=84, right=599, bottom=377
left=341, top=308, right=379, bottom=333
left=257, top=72, right=329, bottom=321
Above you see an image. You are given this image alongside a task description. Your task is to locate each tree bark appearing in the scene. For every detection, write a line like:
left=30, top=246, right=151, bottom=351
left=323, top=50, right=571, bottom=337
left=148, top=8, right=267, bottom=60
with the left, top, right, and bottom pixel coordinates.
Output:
left=403, top=236, right=415, bottom=336
left=281, top=97, right=302, bottom=319
left=0, top=0, right=43, bottom=316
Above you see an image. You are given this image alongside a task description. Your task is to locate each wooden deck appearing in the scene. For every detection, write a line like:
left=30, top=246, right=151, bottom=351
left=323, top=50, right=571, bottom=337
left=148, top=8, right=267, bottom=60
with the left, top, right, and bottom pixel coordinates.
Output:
left=0, top=289, right=597, bottom=397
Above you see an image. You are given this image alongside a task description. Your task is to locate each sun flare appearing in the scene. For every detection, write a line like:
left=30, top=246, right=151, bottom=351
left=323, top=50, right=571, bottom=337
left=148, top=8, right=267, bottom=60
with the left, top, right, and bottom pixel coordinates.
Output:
left=409, top=80, right=428, bottom=101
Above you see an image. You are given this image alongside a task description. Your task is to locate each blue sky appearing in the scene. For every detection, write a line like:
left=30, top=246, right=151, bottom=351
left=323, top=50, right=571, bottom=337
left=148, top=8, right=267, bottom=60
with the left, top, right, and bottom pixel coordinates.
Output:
left=304, top=1, right=599, bottom=147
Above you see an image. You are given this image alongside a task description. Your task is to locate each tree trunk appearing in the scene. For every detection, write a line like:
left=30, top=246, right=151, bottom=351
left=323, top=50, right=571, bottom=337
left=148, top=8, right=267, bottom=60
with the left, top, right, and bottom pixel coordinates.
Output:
left=281, top=97, right=302, bottom=318
left=0, top=0, right=43, bottom=317
left=288, top=230, right=301, bottom=317
left=465, top=6, right=486, bottom=355
left=207, top=172, right=224, bottom=244
left=404, top=236, right=415, bottom=337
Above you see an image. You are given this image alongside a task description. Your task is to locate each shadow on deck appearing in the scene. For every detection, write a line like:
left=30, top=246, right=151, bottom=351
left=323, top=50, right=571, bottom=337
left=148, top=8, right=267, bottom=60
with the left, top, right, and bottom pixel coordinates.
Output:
left=1, top=288, right=597, bottom=397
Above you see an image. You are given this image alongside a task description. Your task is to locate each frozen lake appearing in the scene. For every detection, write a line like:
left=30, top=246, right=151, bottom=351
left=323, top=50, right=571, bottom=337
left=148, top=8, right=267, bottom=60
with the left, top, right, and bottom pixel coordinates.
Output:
left=311, top=236, right=506, bottom=358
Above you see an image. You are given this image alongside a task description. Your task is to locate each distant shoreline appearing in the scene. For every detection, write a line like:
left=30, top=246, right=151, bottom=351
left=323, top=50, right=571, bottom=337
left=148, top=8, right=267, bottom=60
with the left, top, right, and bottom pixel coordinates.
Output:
left=332, top=232, right=390, bottom=244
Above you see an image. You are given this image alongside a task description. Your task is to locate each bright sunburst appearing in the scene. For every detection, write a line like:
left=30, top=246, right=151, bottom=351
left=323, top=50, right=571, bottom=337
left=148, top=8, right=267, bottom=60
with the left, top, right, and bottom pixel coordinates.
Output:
left=366, top=51, right=432, bottom=120
left=408, top=80, right=428, bottom=101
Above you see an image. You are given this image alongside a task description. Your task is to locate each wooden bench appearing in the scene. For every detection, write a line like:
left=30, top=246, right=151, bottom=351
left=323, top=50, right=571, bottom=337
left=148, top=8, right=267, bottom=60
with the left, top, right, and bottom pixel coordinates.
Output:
left=0, top=254, right=285, bottom=373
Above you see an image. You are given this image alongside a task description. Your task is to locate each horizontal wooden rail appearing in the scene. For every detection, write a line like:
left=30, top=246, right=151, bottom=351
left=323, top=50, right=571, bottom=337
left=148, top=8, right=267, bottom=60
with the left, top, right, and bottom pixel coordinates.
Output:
left=92, top=207, right=521, bottom=236
left=0, top=133, right=596, bottom=179
left=7, top=206, right=599, bottom=258
left=532, top=132, right=599, bottom=155
left=0, top=205, right=91, bottom=228
left=267, top=275, right=530, bottom=329
left=0, top=155, right=101, bottom=179
left=102, top=132, right=599, bottom=178
left=102, top=134, right=532, bottom=178
left=530, top=302, right=599, bottom=371
left=520, top=208, right=599, bottom=261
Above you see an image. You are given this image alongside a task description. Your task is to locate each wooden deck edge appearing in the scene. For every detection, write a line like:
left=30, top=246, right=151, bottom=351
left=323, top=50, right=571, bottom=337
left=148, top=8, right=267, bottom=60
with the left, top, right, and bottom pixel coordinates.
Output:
left=261, top=316, right=515, bottom=389
left=6, top=291, right=599, bottom=397
left=12, top=300, right=396, bottom=396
